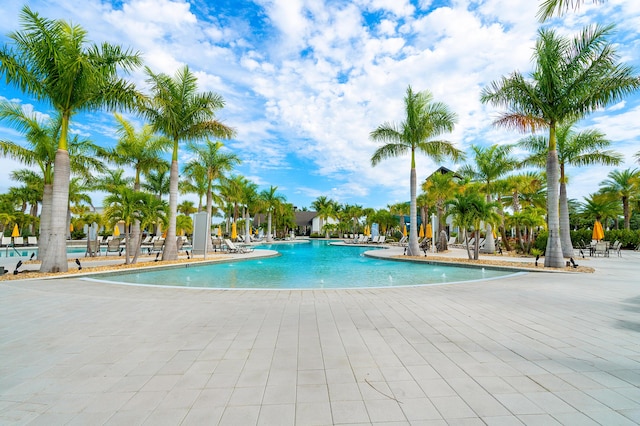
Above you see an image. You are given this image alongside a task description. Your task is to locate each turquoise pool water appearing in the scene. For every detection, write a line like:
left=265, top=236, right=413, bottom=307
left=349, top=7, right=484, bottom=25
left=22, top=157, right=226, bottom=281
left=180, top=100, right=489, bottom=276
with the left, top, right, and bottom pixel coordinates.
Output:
left=90, top=240, right=521, bottom=289
left=0, top=246, right=90, bottom=258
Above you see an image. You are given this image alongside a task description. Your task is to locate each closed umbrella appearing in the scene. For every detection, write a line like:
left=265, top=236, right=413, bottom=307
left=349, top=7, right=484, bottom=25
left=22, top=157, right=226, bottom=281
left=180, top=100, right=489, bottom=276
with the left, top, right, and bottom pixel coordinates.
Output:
left=425, top=223, right=432, bottom=239
left=592, top=220, right=604, bottom=241
left=231, top=222, right=237, bottom=240
left=69, top=223, right=74, bottom=232
left=217, top=226, right=222, bottom=237
left=11, top=224, right=20, bottom=237
left=113, top=224, right=120, bottom=237
left=402, top=224, right=407, bottom=237
left=419, top=224, right=424, bottom=238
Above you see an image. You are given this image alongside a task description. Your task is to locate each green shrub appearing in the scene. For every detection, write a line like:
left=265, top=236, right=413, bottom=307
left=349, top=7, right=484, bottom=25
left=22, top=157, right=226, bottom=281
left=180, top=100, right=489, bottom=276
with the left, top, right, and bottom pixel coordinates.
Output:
left=533, top=230, right=547, bottom=253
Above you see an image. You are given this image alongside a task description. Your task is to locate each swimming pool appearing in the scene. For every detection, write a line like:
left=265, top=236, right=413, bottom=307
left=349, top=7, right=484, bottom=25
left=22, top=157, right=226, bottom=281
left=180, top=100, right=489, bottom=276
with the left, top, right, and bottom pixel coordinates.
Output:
left=0, top=245, right=90, bottom=258
left=89, top=240, right=522, bottom=289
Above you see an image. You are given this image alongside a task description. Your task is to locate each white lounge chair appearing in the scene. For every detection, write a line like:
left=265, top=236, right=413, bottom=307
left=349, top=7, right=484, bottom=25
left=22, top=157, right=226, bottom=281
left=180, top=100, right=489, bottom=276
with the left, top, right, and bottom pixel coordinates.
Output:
left=13, top=236, right=24, bottom=246
left=377, top=235, right=386, bottom=244
left=1, top=235, right=12, bottom=247
left=27, top=236, right=38, bottom=246
left=224, top=239, right=253, bottom=253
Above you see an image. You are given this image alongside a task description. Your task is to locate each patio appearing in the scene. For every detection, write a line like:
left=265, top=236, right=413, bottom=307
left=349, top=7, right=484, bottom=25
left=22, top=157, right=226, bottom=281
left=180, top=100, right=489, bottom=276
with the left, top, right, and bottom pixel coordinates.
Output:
left=1, top=249, right=639, bottom=425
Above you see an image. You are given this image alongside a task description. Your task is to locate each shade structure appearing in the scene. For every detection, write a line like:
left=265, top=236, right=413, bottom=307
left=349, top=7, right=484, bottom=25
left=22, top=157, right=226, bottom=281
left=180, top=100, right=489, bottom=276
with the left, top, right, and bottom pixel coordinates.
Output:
left=231, top=222, right=237, bottom=240
left=11, top=224, right=20, bottom=237
left=113, top=225, right=120, bottom=237
left=592, top=220, right=604, bottom=241
left=425, top=223, right=432, bottom=239
left=402, top=224, right=407, bottom=237
left=419, top=224, right=424, bottom=238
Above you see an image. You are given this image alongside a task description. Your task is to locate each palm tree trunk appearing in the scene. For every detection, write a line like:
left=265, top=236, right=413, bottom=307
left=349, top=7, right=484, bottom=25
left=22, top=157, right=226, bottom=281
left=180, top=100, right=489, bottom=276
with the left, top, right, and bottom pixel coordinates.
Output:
left=206, top=188, right=213, bottom=251
left=267, top=212, right=273, bottom=242
left=162, top=159, right=178, bottom=260
left=124, top=226, right=131, bottom=265
left=407, top=167, right=420, bottom=256
left=464, top=230, right=473, bottom=260
left=623, top=196, right=630, bottom=230
left=559, top=181, right=573, bottom=257
left=40, top=150, right=70, bottom=273
left=545, top=149, right=565, bottom=267
left=38, top=184, right=53, bottom=261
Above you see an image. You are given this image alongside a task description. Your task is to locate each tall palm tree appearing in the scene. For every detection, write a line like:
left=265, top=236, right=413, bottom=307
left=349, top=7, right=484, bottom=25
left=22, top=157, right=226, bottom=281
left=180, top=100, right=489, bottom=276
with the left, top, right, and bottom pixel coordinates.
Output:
left=1, top=102, right=105, bottom=258
left=538, top=0, right=602, bottom=21
left=371, top=86, right=462, bottom=256
left=260, top=186, right=286, bottom=242
left=459, top=145, right=519, bottom=253
left=481, top=25, right=639, bottom=267
left=138, top=66, right=235, bottom=261
left=0, top=7, right=142, bottom=272
left=184, top=139, right=240, bottom=250
left=599, top=168, right=640, bottom=230
left=519, top=121, right=622, bottom=256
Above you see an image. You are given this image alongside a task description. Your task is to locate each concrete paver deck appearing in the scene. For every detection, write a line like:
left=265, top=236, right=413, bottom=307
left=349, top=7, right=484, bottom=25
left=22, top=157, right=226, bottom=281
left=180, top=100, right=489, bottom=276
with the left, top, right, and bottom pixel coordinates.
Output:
left=1, top=246, right=639, bottom=425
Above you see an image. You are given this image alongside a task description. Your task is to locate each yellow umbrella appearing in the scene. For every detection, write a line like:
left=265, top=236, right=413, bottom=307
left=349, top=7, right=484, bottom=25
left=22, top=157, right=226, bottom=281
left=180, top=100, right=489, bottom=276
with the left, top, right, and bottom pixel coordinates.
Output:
left=69, top=223, right=74, bottom=232
left=11, top=224, right=20, bottom=237
left=426, top=223, right=432, bottom=239
left=255, top=228, right=260, bottom=236
left=419, top=224, right=424, bottom=238
left=402, top=224, right=407, bottom=237
left=217, top=226, right=222, bottom=237
left=231, top=222, right=237, bottom=240
left=113, top=224, right=120, bottom=237
left=592, top=220, right=604, bottom=241
left=364, top=226, right=369, bottom=236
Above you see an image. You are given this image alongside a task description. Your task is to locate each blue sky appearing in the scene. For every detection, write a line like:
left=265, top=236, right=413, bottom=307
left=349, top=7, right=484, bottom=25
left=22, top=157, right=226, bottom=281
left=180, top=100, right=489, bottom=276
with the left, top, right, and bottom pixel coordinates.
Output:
left=1, top=0, right=639, bottom=212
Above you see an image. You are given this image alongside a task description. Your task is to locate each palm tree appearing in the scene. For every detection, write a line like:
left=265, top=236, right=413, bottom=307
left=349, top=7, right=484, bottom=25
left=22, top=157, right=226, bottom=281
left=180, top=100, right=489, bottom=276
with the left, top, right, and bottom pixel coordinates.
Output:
left=481, top=25, right=639, bottom=267
left=142, top=168, right=171, bottom=200
left=422, top=172, right=459, bottom=239
left=580, top=192, right=620, bottom=226
left=260, top=186, right=286, bottom=242
left=1, top=102, right=104, bottom=257
left=132, top=192, right=168, bottom=264
left=538, top=0, right=602, bottom=21
left=180, top=166, right=208, bottom=212
left=311, top=196, right=339, bottom=238
left=178, top=200, right=197, bottom=216
left=103, top=187, right=145, bottom=265
left=0, top=6, right=142, bottom=272
left=371, top=86, right=462, bottom=256
left=100, top=113, right=170, bottom=254
left=519, top=121, right=622, bottom=256
left=459, top=145, right=519, bottom=253
left=184, top=139, right=240, bottom=250
left=599, top=168, right=640, bottom=230
left=139, top=66, right=235, bottom=261
left=8, top=169, right=42, bottom=235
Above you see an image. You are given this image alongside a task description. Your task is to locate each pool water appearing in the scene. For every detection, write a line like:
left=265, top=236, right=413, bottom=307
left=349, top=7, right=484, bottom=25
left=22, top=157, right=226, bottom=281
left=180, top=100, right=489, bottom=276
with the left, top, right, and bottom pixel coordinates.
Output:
left=0, top=246, right=89, bottom=258
left=90, top=240, right=521, bottom=289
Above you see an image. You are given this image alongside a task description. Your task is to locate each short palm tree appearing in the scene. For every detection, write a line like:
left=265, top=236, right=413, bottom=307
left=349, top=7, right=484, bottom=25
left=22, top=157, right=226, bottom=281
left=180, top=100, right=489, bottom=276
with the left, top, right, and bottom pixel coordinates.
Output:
left=481, top=24, right=639, bottom=267
left=184, top=139, right=240, bottom=250
left=103, top=187, right=145, bottom=265
left=0, top=7, right=142, bottom=272
left=519, top=120, right=622, bottom=256
left=132, top=192, right=168, bottom=264
left=138, top=65, right=235, bottom=261
left=260, top=186, right=286, bottom=242
left=598, top=168, right=640, bottom=230
left=371, top=85, right=462, bottom=256
left=459, top=144, right=518, bottom=253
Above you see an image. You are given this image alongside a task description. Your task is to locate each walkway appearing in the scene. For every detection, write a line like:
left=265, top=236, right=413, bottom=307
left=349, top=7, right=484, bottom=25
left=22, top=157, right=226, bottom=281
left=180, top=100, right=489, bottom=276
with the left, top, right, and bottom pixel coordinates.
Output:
left=1, top=248, right=639, bottom=425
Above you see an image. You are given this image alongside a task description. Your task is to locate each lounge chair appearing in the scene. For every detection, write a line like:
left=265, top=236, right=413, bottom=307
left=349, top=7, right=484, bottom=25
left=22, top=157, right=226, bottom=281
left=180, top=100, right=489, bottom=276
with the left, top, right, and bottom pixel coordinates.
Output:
left=447, top=236, right=457, bottom=246
left=13, top=236, right=24, bottom=246
left=224, top=239, right=253, bottom=253
left=27, top=236, right=38, bottom=246
left=1, top=235, right=12, bottom=247
left=593, top=241, right=608, bottom=257
left=85, top=239, right=101, bottom=257
left=106, top=238, right=122, bottom=256
left=377, top=235, right=386, bottom=244
left=148, top=239, right=164, bottom=255
left=397, top=235, right=408, bottom=246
